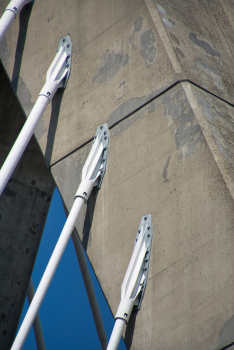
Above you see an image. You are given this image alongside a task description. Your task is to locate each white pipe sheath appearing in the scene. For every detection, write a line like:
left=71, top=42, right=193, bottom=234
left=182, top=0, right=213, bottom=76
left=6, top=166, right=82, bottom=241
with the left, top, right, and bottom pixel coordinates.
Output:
left=0, top=0, right=31, bottom=42
left=27, top=278, right=46, bottom=350
left=11, top=123, right=108, bottom=350
left=72, top=232, right=107, bottom=350
left=11, top=197, right=85, bottom=350
left=0, top=80, right=57, bottom=197
left=106, top=319, right=126, bottom=350
left=0, top=34, right=71, bottom=197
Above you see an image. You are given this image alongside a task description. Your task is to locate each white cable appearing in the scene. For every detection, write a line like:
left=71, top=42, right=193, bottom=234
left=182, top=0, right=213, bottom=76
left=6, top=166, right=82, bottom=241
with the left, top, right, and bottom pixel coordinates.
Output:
left=11, top=197, right=85, bottom=350
left=0, top=91, right=51, bottom=196
left=27, top=278, right=46, bottom=350
left=0, top=0, right=31, bottom=42
left=106, top=319, right=126, bottom=350
left=72, top=232, right=107, bottom=350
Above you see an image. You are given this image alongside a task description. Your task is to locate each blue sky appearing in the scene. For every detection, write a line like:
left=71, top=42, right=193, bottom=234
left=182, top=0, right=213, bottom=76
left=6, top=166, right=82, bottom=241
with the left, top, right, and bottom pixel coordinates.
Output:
left=19, top=188, right=126, bottom=350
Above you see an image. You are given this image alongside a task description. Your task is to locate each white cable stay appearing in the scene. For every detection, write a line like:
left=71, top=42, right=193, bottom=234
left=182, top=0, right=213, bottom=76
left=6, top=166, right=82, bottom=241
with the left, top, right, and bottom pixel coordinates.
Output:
left=26, top=278, right=46, bottom=350
left=10, top=123, right=109, bottom=350
left=107, top=214, right=153, bottom=350
left=0, top=35, right=72, bottom=197
left=0, top=0, right=33, bottom=43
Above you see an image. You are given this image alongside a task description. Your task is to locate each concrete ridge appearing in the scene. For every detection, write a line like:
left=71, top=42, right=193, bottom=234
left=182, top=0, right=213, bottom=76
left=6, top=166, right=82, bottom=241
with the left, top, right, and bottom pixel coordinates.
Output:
left=49, top=78, right=234, bottom=169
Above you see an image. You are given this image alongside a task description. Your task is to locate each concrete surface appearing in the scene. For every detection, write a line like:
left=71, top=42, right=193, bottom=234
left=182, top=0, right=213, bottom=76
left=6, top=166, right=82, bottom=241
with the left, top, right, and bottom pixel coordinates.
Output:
left=52, top=83, right=234, bottom=350
left=0, top=62, right=55, bottom=349
left=1, top=0, right=234, bottom=349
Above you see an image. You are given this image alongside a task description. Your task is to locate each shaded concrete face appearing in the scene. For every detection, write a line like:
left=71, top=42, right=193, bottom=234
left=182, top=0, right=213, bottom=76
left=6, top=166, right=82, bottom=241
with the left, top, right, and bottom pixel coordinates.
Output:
left=52, top=83, right=234, bottom=350
left=0, top=62, right=55, bottom=349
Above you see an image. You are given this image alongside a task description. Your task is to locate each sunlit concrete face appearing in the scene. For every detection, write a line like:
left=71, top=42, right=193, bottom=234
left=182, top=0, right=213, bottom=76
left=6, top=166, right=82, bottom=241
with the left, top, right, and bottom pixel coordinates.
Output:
left=0, top=63, right=55, bottom=349
left=0, top=0, right=178, bottom=165
left=52, top=83, right=234, bottom=349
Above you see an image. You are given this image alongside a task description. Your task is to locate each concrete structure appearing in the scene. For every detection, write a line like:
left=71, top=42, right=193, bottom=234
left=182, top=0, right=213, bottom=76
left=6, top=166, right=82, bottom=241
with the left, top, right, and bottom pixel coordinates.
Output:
left=1, top=0, right=234, bottom=349
left=0, top=61, right=54, bottom=349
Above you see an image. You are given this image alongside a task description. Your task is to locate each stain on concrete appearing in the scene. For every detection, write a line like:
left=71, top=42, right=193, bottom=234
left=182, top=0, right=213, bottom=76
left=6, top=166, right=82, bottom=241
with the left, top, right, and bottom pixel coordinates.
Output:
left=189, top=33, right=220, bottom=57
left=163, top=156, right=171, bottom=182
left=134, top=16, right=143, bottom=32
left=175, top=48, right=185, bottom=59
left=163, top=87, right=204, bottom=162
left=110, top=105, right=145, bottom=139
left=92, top=42, right=129, bottom=83
left=196, top=61, right=226, bottom=95
left=195, top=91, right=234, bottom=166
left=156, top=4, right=166, bottom=15
left=0, top=37, right=10, bottom=66
left=129, top=16, right=156, bottom=68
left=169, top=33, right=180, bottom=45
left=140, top=30, right=156, bottom=67
left=108, top=87, right=164, bottom=128
left=217, top=315, right=234, bottom=349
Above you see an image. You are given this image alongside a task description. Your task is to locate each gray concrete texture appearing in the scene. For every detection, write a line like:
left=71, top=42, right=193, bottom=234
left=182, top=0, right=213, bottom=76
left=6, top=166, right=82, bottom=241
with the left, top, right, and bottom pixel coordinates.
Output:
left=52, top=83, right=234, bottom=350
left=1, top=0, right=234, bottom=349
left=0, top=62, right=55, bottom=349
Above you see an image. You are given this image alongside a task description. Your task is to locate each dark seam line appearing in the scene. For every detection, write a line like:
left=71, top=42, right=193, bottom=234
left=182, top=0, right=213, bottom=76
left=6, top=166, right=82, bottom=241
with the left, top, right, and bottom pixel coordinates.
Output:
left=50, top=137, right=94, bottom=168
left=49, top=79, right=234, bottom=169
left=219, top=342, right=234, bottom=350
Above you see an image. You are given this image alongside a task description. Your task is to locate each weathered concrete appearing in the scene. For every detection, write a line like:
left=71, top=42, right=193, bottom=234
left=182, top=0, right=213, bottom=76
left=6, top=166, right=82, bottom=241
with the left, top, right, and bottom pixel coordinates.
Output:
left=1, top=0, right=234, bottom=349
left=0, top=62, right=55, bottom=349
left=0, top=0, right=178, bottom=165
left=52, top=83, right=234, bottom=350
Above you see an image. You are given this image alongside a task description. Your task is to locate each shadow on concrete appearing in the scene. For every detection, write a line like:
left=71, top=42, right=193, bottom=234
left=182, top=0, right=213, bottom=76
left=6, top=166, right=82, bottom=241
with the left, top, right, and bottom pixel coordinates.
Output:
left=12, top=3, right=33, bottom=92
left=82, top=191, right=98, bottom=251
left=45, top=90, right=64, bottom=166
left=124, top=310, right=138, bottom=349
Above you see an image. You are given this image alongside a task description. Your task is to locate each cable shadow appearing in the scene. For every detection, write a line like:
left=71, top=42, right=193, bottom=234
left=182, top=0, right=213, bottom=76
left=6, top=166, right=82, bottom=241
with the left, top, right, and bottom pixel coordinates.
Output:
left=11, top=2, right=33, bottom=92
left=124, top=310, right=138, bottom=349
left=45, top=90, right=64, bottom=166
left=82, top=191, right=98, bottom=251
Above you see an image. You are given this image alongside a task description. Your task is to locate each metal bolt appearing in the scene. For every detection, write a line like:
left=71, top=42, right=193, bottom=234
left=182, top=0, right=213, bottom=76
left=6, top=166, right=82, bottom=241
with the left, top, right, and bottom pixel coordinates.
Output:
left=103, top=147, right=107, bottom=151
left=143, top=267, right=147, bottom=271
left=147, top=226, right=150, bottom=230
left=66, top=64, right=70, bottom=68
left=124, top=313, right=128, bottom=318
left=102, top=159, right=105, bottom=163
left=104, top=131, right=106, bottom=135
left=67, top=55, right=70, bottom=59
left=67, top=44, right=70, bottom=48
left=63, top=38, right=65, bottom=42
left=138, top=230, right=140, bottom=233
left=47, top=92, right=51, bottom=96
left=144, top=217, right=147, bottom=221
left=100, top=125, right=103, bottom=129
left=145, top=259, right=148, bottom=263
left=136, top=238, right=138, bottom=242
left=104, top=136, right=107, bottom=140
left=147, top=234, right=150, bottom=238
left=13, top=6, right=17, bottom=10
left=83, top=192, right=87, bottom=196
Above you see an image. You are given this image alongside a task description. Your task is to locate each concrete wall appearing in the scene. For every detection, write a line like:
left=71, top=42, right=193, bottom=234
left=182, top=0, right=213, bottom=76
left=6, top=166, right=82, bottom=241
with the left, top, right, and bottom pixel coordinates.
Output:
left=0, top=63, right=55, bottom=349
left=1, top=0, right=234, bottom=349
